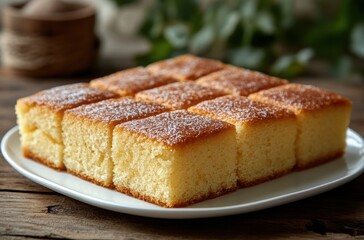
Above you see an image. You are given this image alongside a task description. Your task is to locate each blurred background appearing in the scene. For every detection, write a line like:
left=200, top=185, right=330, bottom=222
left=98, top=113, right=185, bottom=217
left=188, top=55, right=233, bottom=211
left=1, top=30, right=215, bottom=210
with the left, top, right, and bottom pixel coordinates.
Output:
left=0, top=0, right=364, bottom=82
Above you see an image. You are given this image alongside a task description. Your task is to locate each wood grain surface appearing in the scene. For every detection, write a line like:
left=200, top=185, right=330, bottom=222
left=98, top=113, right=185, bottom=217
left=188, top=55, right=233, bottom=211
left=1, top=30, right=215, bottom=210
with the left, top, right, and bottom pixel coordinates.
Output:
left=1, top=75, right=363, bottom=239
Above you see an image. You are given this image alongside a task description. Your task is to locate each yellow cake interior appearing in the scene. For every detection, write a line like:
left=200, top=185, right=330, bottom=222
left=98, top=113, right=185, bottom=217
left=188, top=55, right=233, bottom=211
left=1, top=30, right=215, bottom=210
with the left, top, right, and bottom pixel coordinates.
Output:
left=235, top=118, right=296, bottom=185
left=112, top=111, right=237, bottom=207
left=63, top=118, right=113, bottom=186
left=15, top=83, right=117, bottom=170
left=188, top=96, right=297, bottom=186
left=294, top=106, right=351, bottom=169
left=249, top=83, right=352, bottom=170
left=16, top=101, right=64, bottom=169
left=62, top=98, right=169, bottom=188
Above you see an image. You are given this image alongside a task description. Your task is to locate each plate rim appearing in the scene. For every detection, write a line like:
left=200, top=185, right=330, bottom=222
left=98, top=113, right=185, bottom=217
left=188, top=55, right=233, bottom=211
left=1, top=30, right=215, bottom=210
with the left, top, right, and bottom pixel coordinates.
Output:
left=2, top=126, right=364, bottom=219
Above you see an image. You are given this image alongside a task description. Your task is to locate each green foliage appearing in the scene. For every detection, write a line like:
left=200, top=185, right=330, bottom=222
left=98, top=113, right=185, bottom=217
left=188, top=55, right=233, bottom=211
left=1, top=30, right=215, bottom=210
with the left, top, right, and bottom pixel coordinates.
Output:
left=133, top=0, right=364, bottom=79
left=112, top=0, right=134, bottom=7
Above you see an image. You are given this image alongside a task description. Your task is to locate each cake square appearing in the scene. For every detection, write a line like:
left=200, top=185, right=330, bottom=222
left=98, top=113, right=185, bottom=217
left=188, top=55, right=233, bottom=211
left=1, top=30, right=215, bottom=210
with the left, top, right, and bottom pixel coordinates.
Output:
left=249, top=83, right=352, bottom=169
left=112, top=110, right=237, bottom=207
left=196, top=67, right=287, bottom=96
left=62, top=98, right=169, bottom=188
left=146, top=54, right=225, bottom=81
left=15, top=83, right=118, bottom=170
left=189, top=96, right=297, bottom=186
left=135, top=81, right=225, bottom=110
left=90, top=67, right=176, bottom=96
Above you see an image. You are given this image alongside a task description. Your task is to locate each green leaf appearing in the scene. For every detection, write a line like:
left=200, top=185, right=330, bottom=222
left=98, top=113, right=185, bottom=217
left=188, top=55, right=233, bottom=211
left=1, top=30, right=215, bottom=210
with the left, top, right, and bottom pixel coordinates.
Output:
left=189, top=25, right=215, bottom=54
left=240, top=0, right=257, bottom=46
left=240, top=0, right=257, bottom=22
left=150, top=12, right=164, bottom=38
left=277, top=0, right=294, bottom=28
left=112, top=0, right=134, bottom=7
left=204, top=3, right=218, bottom=24
left=271, top=49, right=313, bottom=78
left=216, top=4, right=231, bottom=28
left=351, top=23, right=364, bottom=58
left=331, top=56, right=352, bottom=79
left=229, top=47, right=264, bottom=69
left=272, top=55, right=295, bottom=73
left=256, top=11, right=275, bottom=34
left=164, top=23, right=189, bottom=48
left=219, top=12, right=240, bottom=40
left=296, top=48, right=314, bottom=64
left=137, top=38, right=173, bottom=65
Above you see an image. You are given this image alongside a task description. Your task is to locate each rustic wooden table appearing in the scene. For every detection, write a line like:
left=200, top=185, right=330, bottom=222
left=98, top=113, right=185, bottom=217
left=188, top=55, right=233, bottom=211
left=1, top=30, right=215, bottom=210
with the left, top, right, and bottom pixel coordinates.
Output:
left=1, top=75, right=363, bottom=239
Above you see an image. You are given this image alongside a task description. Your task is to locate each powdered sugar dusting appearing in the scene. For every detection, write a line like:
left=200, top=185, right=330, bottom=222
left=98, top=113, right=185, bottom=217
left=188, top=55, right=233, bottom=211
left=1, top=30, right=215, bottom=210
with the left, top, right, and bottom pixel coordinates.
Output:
left=197, top=68, right=287, bottom=96
left=66, top=98, right=169, bottom=125
left=136, top=82, right=225, bottom=109
left=90, top=67, right=176, bottom=96
left=147, top=54, right=225, bottom=80
left=25, top=83, right=117, bottom=111
left=118, top=110, right=233, bottom=146
left=190, top=96, right=294, bottom=123
left=249, top=83, right=351, bottom=111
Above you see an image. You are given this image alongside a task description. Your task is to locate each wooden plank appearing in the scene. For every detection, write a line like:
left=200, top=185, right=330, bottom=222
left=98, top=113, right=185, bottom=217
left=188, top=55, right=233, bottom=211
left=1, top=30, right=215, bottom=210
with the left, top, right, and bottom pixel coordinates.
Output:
left=0, top=160, right=52, bottom=192
left=1, top=192, right=363, bottom=239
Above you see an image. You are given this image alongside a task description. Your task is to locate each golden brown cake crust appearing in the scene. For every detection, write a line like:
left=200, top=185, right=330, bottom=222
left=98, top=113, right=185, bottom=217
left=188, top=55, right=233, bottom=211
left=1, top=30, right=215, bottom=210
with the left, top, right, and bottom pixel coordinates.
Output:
left=23, top=147, right=65, bottom=171
left=115, top=185, right=237, bottom=208
left=197, top=68, right=287, bottom=96
left=67, top=169, right=114, bottom=189
left=238, top=168, right=292, bottom=187
left=115, top=110, right=235, bottom=147
left=295, top=150, right=345, bottom=171
left=90, top=67, right=176, bottom=96
left=146, top=54, right=225, bottom=81
left=189, top=96, right=295, bottom=123
left=249, top=83, right=352, bottom=112
left=135, top=82, right=225, bottom=110
left=19, top=83, right=118, bottom=112
left=64, top=98, right=169, bottom=125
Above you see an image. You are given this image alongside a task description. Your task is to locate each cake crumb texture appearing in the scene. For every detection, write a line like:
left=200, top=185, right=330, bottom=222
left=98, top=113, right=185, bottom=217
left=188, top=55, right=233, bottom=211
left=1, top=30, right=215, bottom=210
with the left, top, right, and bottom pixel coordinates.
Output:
left=15, top=83, right=118, bottom=170
left=62, top=98, right=169, bottom=188
left=188, top=96, right=297, bottom=186
left=249, top=83, right=352, bottom=170
left=112, top=110, right=237, bottom=207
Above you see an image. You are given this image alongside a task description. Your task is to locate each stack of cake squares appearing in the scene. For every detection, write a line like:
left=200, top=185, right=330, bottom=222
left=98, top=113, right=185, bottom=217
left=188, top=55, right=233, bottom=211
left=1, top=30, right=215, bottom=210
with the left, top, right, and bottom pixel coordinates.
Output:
left=16, top=54, right=352, bottom=207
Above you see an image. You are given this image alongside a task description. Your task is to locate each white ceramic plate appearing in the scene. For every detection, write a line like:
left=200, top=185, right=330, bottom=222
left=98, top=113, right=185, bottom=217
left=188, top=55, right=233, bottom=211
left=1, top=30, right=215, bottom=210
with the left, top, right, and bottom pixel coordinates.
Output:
left=2, top=126, right=364, bottom=219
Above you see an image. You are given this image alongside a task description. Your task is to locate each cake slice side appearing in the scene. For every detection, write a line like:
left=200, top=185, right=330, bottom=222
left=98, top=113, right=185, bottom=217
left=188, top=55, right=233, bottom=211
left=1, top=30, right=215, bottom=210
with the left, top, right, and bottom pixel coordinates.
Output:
left=188, top=96, right=297, bottom=186
left=294, top=105, right=351, bottom=169
left=15, top=83, right=118, bottom=170
left=249, top=83, right=352, bottom=169
left=62, top=98, right=170, bottom=187
left=112, top=110, right=237, bottom=207
left=235, top=118, right=296, bottom=186
left=16, top=101, right=63, bottom=169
